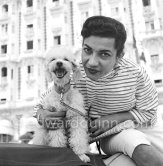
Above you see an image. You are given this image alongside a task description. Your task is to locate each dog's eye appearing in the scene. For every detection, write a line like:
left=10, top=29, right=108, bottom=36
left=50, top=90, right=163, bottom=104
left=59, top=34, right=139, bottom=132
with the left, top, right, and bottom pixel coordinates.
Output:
left=64, top=58, right=69, bottom=61
left=50, top=58, right=56, bottom=62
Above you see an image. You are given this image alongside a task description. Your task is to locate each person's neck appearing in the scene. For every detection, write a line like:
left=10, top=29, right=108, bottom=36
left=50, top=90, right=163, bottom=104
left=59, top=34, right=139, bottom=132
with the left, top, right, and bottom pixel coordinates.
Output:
left=54, top=81, right=71, bottom=94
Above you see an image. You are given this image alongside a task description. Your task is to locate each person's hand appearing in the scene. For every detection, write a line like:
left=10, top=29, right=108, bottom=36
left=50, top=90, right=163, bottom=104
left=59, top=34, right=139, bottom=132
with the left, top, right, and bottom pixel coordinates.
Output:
left=89, top=115, right=118, bottom=138
left=37, top=108, right=66, bottom=130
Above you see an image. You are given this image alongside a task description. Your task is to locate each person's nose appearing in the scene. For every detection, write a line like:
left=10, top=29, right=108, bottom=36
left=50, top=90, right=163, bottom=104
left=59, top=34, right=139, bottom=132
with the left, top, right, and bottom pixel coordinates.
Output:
left=87, top=53, right=98, bottom=67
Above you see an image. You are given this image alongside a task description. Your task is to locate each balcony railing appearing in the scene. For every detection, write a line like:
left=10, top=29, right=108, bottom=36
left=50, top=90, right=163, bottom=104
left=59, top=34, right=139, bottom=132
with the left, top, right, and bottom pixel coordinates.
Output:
left=143, top=6, right=155, bottom=19
left=26, top=7, right=33, bottom=14
left=0, top=53, right=7, bottom=57
left=0, top=12, right=9, bottom=20
left=26, top=29, right=34, bottom=37
left=141, top=29, right=163, bottom=39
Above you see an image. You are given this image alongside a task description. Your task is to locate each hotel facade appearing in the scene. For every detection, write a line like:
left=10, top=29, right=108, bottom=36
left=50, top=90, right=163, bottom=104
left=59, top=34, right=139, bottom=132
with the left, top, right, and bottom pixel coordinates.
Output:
left=0, top=0, right=163, bottom=140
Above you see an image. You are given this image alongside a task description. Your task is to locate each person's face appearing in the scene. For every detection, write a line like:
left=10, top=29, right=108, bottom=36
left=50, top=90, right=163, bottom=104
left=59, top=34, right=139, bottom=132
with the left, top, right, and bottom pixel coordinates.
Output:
left=82, top=36, right=117, bottom=81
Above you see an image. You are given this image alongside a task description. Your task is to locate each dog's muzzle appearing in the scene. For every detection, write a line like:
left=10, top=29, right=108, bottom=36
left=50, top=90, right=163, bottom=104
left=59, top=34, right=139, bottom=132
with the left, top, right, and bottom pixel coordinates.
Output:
left=54, top=67, right=67, bottom=79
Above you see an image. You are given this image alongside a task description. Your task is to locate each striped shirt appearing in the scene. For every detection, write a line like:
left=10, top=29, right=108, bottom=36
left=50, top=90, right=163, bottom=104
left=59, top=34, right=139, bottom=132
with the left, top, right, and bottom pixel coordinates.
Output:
left=35, top=58, right=158, bottom=125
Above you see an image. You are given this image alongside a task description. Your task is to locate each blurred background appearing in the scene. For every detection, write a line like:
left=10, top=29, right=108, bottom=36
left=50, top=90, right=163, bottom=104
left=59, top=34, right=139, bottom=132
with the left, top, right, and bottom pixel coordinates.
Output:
left=0, top=0, right=162, bottom=143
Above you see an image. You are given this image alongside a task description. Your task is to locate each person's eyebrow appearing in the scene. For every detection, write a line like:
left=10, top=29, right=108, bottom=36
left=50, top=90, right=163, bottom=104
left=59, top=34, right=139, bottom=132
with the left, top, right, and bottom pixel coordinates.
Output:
left=83, top=44, right=92, bottom=49
left=83, top=44, right=112, bottom=54
left=99, top=49, right=112, bottom=54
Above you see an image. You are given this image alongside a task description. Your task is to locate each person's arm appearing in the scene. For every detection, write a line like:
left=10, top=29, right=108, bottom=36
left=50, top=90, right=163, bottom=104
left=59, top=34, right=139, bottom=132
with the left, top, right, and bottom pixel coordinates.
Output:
left=90, top=111, right=135, bottom=137
left=33, top=89, right=66, bottom=129
left=129, top=67, right=158, bottom=126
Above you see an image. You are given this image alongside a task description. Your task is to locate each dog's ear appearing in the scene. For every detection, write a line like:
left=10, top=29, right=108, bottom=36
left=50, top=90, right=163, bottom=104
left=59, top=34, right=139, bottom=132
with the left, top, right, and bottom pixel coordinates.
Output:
left=45, top=64, right=53, bottom=82
left=72, top=61, right=82, bottom=83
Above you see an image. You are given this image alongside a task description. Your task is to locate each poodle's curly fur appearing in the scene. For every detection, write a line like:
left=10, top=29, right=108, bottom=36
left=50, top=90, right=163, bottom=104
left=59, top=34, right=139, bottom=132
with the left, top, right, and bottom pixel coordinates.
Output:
left=33, top=46, right=90, bottom=162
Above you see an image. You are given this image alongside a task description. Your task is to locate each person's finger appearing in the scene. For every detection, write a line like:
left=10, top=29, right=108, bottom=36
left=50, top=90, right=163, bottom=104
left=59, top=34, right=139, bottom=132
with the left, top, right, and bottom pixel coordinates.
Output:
left=45, top=111, right=66, bottom=118
left=89, top=125, right=97, bottom=133
left=90, top=129, right=103, bottom=138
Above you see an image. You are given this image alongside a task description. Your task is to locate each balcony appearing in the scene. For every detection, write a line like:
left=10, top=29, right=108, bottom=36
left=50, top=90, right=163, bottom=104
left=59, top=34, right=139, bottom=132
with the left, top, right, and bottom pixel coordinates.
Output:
left=0, top=98, right=6, bottom=104
left=24, top=7, right=36, bottom=18
left=26, top=6, right=33, bottom=14
left=0, top=33, right=8, bottom=41
left=143, top=6, right=155, bottom=20
left=106, top=0, right=119, bottom=4
left=0, top=53, right=7, bottom=57
left=0, top=12, right=9, bottom=21
left=140, top=29, right=163, bottom=40
left=25, top=29, right=34, bottom=38
left=50, top=1, right=64, bottom=16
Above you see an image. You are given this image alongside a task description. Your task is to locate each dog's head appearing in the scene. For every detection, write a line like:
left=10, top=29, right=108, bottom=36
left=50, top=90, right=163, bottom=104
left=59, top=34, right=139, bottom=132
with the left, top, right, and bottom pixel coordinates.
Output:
left=45, top=46, right=82, bottom=86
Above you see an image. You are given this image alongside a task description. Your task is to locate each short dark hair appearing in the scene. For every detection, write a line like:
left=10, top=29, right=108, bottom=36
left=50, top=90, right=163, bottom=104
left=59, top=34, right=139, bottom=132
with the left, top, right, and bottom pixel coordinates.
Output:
left=81, top=16, right=127, bottom=57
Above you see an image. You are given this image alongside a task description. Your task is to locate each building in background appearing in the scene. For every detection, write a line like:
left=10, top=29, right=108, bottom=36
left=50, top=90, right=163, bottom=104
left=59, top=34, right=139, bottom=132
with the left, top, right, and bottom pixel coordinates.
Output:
left=0, top=0, right=163, bottom=140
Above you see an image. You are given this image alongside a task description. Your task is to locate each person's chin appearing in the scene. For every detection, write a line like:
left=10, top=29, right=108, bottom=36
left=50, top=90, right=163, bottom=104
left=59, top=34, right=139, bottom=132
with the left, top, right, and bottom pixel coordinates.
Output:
left=86, top=71, right=99, bottom=81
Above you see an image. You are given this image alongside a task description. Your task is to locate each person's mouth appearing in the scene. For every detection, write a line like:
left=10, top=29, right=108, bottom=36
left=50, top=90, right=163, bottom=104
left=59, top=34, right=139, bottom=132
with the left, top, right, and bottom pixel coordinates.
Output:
left=87, top=68, right=99, bottom=74
left=54, top=68, right=67, bottom=78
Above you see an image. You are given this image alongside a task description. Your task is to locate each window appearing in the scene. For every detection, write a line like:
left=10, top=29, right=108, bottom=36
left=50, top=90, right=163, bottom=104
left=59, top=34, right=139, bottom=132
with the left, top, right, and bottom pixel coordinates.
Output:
left=28, top=66, right=30, bottom=73
left=27, top=41, right=33, bottom=50
left=154, top=79, right=163, bottom=87
left=27, top=65, right=34, bottom=74
left=27, top=24, right=33, bottom=34
left=27, top=24, right=33, bottom=28
left=1, top=45, right=7, bottom=54
left=111, top=7, right=119, bottom=15
left=54, top=36, right=61, bottom=45
left=27, top=0, right=33, bottom=7
left=1, top=24, right=8, bottom=34
left=0, top=99, right=6, bottom=105
left=11, top=69, right=13, bottom=79
left=151, top=54, right=159, bottom=64
left=142, top=0, right=151, bottom=6
left=154, top=79, right=162, bottom=84
left=2, top=4, right=8, bottom=13
left=2, top=67, right=7, bottom=77
left=145, top=20, right=155, bottom=31
left=27, top=65, right=34, bottom=80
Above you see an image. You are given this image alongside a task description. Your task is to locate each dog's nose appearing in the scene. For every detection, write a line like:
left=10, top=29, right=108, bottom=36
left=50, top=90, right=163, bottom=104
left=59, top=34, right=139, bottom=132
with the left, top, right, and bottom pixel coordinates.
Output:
left=56, top=62, right=63, bottom=67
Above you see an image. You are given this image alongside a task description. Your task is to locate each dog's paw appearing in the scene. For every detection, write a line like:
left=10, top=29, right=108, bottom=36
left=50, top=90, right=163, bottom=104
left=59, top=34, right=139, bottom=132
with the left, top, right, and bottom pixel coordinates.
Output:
left=79, top=154, right=90, bottom=163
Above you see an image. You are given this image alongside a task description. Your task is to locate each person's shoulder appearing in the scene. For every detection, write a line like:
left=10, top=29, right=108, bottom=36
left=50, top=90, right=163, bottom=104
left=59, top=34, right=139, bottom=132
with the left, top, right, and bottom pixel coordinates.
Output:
left=119, top=57, right=142, bottom=72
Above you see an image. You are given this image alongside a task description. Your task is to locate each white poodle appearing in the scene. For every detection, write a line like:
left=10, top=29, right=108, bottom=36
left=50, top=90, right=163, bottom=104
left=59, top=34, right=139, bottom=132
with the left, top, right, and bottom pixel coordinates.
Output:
left=33, top=46, right=90, bottom=162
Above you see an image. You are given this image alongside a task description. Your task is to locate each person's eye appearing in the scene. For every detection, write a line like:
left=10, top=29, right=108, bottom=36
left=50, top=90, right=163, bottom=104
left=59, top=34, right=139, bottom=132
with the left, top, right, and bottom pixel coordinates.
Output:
left=100, top=52, right=111, bottom=58
left=83, top=47, right=92, bottom=54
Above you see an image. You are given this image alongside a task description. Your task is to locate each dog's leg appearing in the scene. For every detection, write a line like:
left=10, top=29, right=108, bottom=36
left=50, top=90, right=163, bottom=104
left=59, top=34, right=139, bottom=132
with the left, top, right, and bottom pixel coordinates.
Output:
left=48, top=129, right=67, bottom=147
left=33, top=127, right=48, bottom=145
left=68, top=116, right=90, bottom=162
